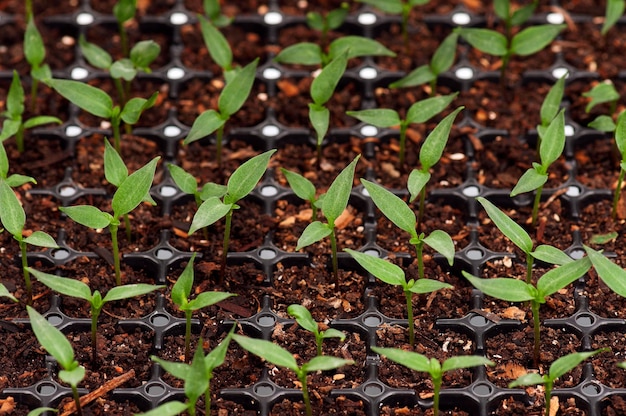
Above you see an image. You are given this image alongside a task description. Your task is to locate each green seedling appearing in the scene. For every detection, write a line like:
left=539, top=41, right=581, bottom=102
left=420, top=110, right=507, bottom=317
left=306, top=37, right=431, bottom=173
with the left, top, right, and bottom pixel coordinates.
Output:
left=0, top=71, right=61, bottom=152
left=274, top=35, right=394, bottom=68
left=537, top=72, right=566, bottom=142
left=281, top=168, right=321, bottom=221
left=309, top=51, right=348, bottom=163
left=347, top=94, right=459, bottom=169
left=167, top=163, right=226, bottom=208
left=611, top=112, right=626, bottom=219
left=287, top=304, right=346, bottom=356
left=455, top=22, right=565, bottom=82
left=476, top=196, right=575, bottom=285
left=232, top=334, right=354, bottom=416
left=510, top=348, right=608, bottom=416
left=198, top=15, right=239, bottom=83
left=183, top=58, right=258, bottom=167
left=296, top=154, right=360, bottom=282
left=356, top=0, right=430, bottom=49
left=463, top=256, right=591, bottom=368
left=372, top=346, right=493, bottom=416
left=510, top=109, right=566, bottom=227
left=203, top=0, right=232, bottom=27
left=0, top=283, right=18, bottom=302
left=584, top=81, right=619, bottom=116
left=146, top=331, right=232, bottom=416
left=29, top=267, right=163, bottom=364
left=494, top=0, right=538, bottom=41
left=187, top=150, right=275, bottom=281
left=584, top=245, right=626, bottom=298
left=0, top=152, right=58, bottom=303
left=79, top=35, right=160, bottom=106
left=114, top=0, right=136, bottom=58
left=171, top=253, right=235, bottom=363
left=359, top=179, right=455, bottom=281
left=24, top=15, right=51, bottom=111
left=26, top=408, right=58, bottom=416
left=306, top=2, right=349, bottom=47
left=389, top=32, right=459, bottom=95
left=602, top=0, right=625, bottom=35
left=59, top=155, right=160, bottom=285
left=346, top=248, right=451, bottom=347
left=27, top=306, right=85, bottom=416
left=45, top=77, right=157, bottom=153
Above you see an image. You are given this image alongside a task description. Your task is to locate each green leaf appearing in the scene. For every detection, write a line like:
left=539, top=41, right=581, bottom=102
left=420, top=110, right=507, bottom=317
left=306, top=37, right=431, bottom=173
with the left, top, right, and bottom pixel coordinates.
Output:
left=28, top=268, right=92, bottom=300
left=281, top=169, right=316, bottom=202
left=303, top=356, right=353, bottom=373
left=27, top=407, right=58, bottom=416
left=328, top=36, right=395, bottom=60
left=7, top=71, right=24, bottom=118
left=510, top=3, right=538, bottom=26
left=306, top=12, right=324, bottom=31
left=287, top=304, right=319, bottom=334
left=104, top=139, right=128, bottom=187
left=136, top=401, right=188, bottom=416
left=218, top=58, right=258, bottom=117
left=205, top=328, right=233, bottom=371
left=361, top=179, right=416, bottom=237
left=418, top=106, right=463, bottom=169
left=31, top=64, right=51, bottom=83
left=616, top=111, right=626, bottom=156
left=406, top=93, right=458, bottom=126
left=549, top=349, right=607, bottom=381
left=130, top=40, right=160, bottom=71
left=59, top=366, right=85, bottom=388
left=188, top=197, right=231, bottom=235
left=539, top=110, right=565, bottom=168
left=308, top=104, right=330, bottom=146
left=186, top=343, right=209, bottom=403
left=409, top=278, right=452, bottom=294
left=584, top=245, right=626, bottom=297
left=602, top=0, right=625, bottom=35
left=532, top=245, right=573, bottom=265
left=114, top=0, right=136, bottom=24
left=511, top=24, right=565, bottom=56
left=23, top=231, right=59, bottom=248
left=0, top=119, right=20, bottom=141
left=463, top=271, right=535, bottom=302
left=151, top=356, right=191, bottom=380
left=171, top=253, right=195, bottom=307
left=0, top=143, right=8, bottom=179
left=232, top=334, right=299, bottom=372
left=345, top=249, right=405, bottom=287
left=24, top=17, right=45, bottom=67
left=407, top=170, right=431, bottom=203
left=5, top=173, right=36, bottom=188
left=188, top=291, right=235, bottom=311
left=455, top=28, right=508, bottom=56
left=590, top=231, right=619, bottom=245
left=510, top=165, right=548, bottom=197
left=199, top=15, right=233, bottom=70
left=0, top=180, right=26, bottom=237
left=431, top=32, right=459, bottom=76
left=199, top=182, right=227, bottom=201
left=583, top=82, right=619, bottom=114
left=322, top=328, right=346, bottom=341
left=441, top=355, right=494, bottom=373
left=23, top=115, right=62, bottom=129
left=322, top=155, right=359, bottom=222
left=184, top=109, right=227, bottom=145
left=509, top=372, right=546, bottom=388
left=588, top=115, right=616, bottom=132
left=296, top=221, right=332, bottom=250
left=226, top=149, right=276, bottom=202
left=274, top=43, right=323, bottom=66
left=110, top=59, right=137, bottom=81
left=540, top=74, right=566, bottom=127
left=327, top=4, right=349, bottom=30
left=120, top=92, right=158, bottom=125
left=111, top=156, right=160, bottom=217
left=59, top=205, right=113, bottom=229
left=103, top=283, right=163, bottom=303
left=493, top=0, right=509, bottom=20
left=536, top=257, right=591, bottom=298
left=356, top=0, right=403, bottom=13
left=310, top=51, right=348, bottom=105
left=371, top=346, right=431, bottom=372
left=27, top=306, right=75, bottom=369
left=389, top=65, right=435, bottom=89
left=423, top=230, right=455, bottom=266
left=477, top=196, right=533, bottom=254
left=0, top=283, right=18, bottom=302
left=79, top=35, right=112, bottom=70
left=49, top=79, right=113, bottom=119
left=346, top=109, right=401, bottom=128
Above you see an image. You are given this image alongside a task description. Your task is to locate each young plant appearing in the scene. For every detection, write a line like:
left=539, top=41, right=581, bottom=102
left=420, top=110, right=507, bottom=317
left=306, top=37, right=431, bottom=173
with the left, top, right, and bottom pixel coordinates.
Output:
left=167, top=163, right=226, bottom=208
left=79, top=35, right=161, bottom=106
left=147, top=331, right=233, bottom=416
left=602, top=0, right=625, bottom=35
left=114, top=0, right=136, bottom=58
left=306, top=2, right=349, bottom=47
left=372, top=346, right=494, bottom=416
left=183, top=58, right=258, bottom=167
left=59, top=155, right=160, bottom=285
left=309, top=51, right=348, bottom=162
left=24, top=15, right=51, bottom=111
left=537, top=72, right=566, bottom=141
left=287, top=304, right=346, bottom=356
left=510, top=109, right=566, bottom=227
left=0, top=283, right=18, bottom=303
left=171, top=253, right=235, bottom=363
left=494, top=0, right=538, bottom=41
left=584, top=245, right=626, bottom=298
left=202, top=0, right=232, bottom=27
left=198, top=14, right=238, bottom=83
left=463, top=256, right=591, bottom=368
left=0, top=71, right=61, bottom=152
left=609, top=112, right=626, bottom=219
left=583, top=81, right=619, bottom=117
left=359, top=179, right=455, bottom=281
left=280, top=168, right=321, bottom=221
left=27, top=306, right=85, bottom=416
left=45, top=77, right=157, bottom=153
left=347, top=94, right=459, bottom=168
left=346, top=248, right=452, bottom=347
left=29, top=267, right=163, bottom=364
left=296, top=154, right=360, bottom=282
left=509, top=348, right=608, bottom=416
left=389, top=32, right=459, bottom=95
left=232, top=333, right=354, bottom=416
left=187, top=149, right=276, bottom=281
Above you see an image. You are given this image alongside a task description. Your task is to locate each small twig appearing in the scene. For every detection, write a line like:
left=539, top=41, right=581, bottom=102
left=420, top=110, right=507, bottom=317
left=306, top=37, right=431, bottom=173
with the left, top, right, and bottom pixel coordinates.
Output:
left=60, top=369, right=135, bottom=416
